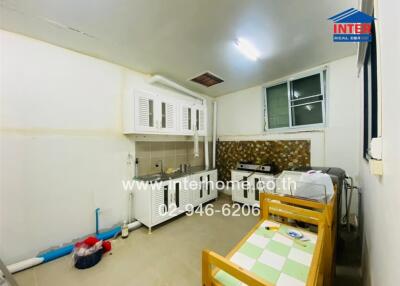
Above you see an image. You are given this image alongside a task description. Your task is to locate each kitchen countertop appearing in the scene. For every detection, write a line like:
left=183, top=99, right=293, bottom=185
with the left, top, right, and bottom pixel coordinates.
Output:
left=133, top=166, right=217, bottom=182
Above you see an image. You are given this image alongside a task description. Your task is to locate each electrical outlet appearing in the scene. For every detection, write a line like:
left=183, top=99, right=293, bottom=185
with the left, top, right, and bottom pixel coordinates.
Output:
left=369, top=159, right=383, bottom=176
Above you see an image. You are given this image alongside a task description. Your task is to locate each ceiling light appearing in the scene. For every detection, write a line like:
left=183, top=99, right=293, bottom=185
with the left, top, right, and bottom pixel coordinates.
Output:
left=235, top=38, right=260, bottom=61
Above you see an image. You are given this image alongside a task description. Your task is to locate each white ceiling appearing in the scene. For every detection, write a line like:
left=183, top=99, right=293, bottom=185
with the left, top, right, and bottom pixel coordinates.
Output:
left=0, top=0, right=357, bottom=97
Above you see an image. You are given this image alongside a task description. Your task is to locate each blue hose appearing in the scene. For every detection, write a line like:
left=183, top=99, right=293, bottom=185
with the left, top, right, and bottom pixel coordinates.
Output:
left=38, top=226, right=121, bottom=263
left=96, top=226, right=121, bottom=240
left=40, top=244, right=75, bottom=262
left=37, top=208, right=121, bottom=263
left=95, top=208, right=100, bottom=235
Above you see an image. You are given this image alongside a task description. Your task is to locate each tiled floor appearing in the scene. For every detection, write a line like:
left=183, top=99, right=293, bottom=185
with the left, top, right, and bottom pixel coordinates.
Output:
left=334, top=229, right=362, bottom=286
left=13, top=195, right=362, bottom=285
left=14, top=195, right=257, bottom=286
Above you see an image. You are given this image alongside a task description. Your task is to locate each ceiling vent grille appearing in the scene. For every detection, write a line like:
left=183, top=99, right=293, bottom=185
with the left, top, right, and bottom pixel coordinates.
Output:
left=190, top=72, right=224, bottom=87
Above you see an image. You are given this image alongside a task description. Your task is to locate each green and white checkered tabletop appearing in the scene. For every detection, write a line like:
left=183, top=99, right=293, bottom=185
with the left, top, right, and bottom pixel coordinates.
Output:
left=214, top=220, right=317, bottom=286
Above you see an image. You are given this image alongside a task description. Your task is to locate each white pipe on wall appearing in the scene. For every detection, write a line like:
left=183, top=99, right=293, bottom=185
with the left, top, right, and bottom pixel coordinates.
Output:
left=212, top=101, right=217, bottom=169
left=127, top=221, right=142, bottom=231
left=0, top=221, right=143, bottom=275
left=194, top=130, right=199, bottom=157
left=148, top=75, right=211, bottom=168
left=204, top=104, right=209, bottom=169
left=2, top=257, right=44, bottom=275
left=148, top=75, right=204, bottom=103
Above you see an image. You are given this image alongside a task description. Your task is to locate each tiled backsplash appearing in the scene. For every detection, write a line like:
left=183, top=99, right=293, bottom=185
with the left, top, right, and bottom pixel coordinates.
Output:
left=136, top=141, right=209, bottom=176
left=136, top=140, right=310, bottom=179
left=216, top=140, right=311, bottom=182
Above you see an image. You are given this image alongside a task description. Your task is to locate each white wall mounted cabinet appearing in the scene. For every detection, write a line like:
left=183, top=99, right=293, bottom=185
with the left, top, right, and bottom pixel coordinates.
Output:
left=158, top=95, right=178, bottom=133
left=133, top=90, right=159, bottom=133
left=180, top=102, right=194, bottom=135
left=124, top=89, right=178, bottom=134
left=179, top=102, right=206, bottom=136
left=193, top=104, right=206, bottom=136
left=124, top=89, right=205, bottom=136
left=133, top=169, right=217, bottom=232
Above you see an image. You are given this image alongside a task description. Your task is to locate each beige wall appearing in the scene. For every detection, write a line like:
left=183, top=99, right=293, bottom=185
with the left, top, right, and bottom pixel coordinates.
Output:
left=359, top=1, right=400, bottom=285
left=135, top=141, right=206, bottom=175
left=0, top=30, right=214, bottom=264
left=215, top=56, right=361, bottom=182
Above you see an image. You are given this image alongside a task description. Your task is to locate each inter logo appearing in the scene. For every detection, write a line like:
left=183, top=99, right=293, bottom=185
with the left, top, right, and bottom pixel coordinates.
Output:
left=328, top=8, right=375, bottom=42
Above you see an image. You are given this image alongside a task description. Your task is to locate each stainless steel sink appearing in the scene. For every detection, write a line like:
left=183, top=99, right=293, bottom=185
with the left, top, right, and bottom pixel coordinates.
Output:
left=134, top=170, right=187, bottom=182
left=134, top=166, right=212, bottom=183
left=136, top=173, right=164, bottom=182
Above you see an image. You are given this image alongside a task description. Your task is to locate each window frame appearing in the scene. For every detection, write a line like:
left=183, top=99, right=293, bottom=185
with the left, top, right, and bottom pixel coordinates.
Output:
left=263, top=68, right=327, bottom=131
left=363, top=20, right=378, bottom=160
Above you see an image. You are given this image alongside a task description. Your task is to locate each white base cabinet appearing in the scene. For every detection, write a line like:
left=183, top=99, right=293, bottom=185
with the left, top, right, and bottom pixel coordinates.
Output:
left=133, top=169, right=218, bottom=232
left=191, top=170, right=218, bottom=207
left=150, top=178, right=190, bottom=226
left=231, top=170, right=275, bottom=207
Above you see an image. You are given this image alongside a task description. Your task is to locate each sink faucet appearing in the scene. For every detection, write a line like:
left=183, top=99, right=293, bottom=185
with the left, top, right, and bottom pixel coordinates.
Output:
left=155, top=160, right=164, bottom=175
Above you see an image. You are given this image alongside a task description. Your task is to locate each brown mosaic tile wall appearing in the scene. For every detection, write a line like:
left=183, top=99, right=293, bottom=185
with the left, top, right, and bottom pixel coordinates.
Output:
left=216, top=140, right=311, bottom=182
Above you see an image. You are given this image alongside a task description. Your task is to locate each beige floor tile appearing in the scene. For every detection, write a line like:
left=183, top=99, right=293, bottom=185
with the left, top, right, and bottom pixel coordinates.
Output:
left=14, top=195, right=257, bottom=286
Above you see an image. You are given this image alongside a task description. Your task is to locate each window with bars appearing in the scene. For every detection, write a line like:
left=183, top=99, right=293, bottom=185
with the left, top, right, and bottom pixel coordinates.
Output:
left=264, top=70, right=326, bottom=130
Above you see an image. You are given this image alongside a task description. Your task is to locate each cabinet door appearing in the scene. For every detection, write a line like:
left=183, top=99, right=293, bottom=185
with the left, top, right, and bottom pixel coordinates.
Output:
left=246, top=174, right=271, bottom=207
left=193, top=105, right=206, bottom=136
left=198, top=174, right=207, bottom=205
left=134, top=90, right=158, bottom=133
left=170, top=179, right=190, bottom=215
left=241, top=175, right=252, bottom=205
left=188, top=174, right=199, bottom=207
left=151, top=183, right=170, bottom=224
left=250, top=175, right=274, bottom=207
left=180, top=103, right=194, bottom=135
left=232, top=171, right=251, bottom=205
left=204, top=172, right=216, bottom=201
left=231, top=171, right=243, bottom=203
left=252, top=176, right=262, bottom=207
left=190, top=173, right=205, bottom=206
left=158, top=96, right=177, bottom=133
left=208, top=170, right=218, bottom=198
left=181, top=177, right=191, bottom=211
